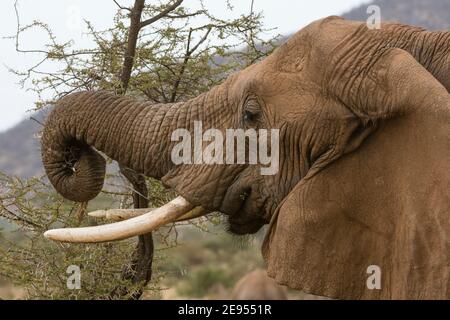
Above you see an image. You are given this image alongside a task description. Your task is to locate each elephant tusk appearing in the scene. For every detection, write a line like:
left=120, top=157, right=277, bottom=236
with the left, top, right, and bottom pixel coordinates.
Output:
left=88, top=206, right=209, bottom=222
left=88, top=208, right=154, bottom=222
left=44, top=196, right=200, bottom=243
left=176, top=206, right=210, bottom=222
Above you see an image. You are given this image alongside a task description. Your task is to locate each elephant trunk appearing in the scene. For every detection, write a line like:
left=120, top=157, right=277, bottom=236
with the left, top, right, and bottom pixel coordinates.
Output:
left=41, top=90, right=186, bottom=202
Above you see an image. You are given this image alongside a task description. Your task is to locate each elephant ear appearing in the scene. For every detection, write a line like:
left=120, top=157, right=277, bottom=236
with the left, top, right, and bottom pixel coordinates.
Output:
left=263, top=48, right=450, bottom=299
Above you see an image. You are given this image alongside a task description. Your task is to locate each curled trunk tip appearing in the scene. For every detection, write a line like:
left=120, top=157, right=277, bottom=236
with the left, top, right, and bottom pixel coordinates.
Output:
left=41, top=93, right=107, bottom=202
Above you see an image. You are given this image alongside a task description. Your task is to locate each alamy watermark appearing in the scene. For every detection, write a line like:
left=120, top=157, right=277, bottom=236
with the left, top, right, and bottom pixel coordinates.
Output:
left=66, top=4, right=82, bottom=31
left=366, top=265, right=381, bottom=290
left=366, top=5, right=382, bottom=30
left=170, top=121, right=279, bottom=176
left=66, top=265, right=81, bottom=290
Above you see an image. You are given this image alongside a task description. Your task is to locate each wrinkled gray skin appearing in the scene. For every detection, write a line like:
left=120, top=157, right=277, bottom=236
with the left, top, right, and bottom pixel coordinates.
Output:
left=41, top=17, right=450, bottom=299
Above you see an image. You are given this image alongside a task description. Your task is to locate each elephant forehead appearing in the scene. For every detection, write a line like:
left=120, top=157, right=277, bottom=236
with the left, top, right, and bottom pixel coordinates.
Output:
left=230, top=64, right=304, bottom=99
left=230, top=18, right=363, bottom=97
left=268, top=17, right=364, bottom=76
left=226, top=17, right=365, bottom=108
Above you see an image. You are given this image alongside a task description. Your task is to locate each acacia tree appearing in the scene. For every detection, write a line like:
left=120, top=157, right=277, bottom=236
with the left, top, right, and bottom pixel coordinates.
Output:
left=0, top=0, right=278, bottom=299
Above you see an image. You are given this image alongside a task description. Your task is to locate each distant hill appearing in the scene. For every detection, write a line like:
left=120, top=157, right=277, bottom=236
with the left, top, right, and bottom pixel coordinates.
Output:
left=2, top=0, right=450, bottom=178
left=0, top=110, right=48, bottom=178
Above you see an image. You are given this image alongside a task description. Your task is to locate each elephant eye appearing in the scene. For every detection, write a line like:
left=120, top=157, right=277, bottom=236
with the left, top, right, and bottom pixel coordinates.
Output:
left=244, top=110, right=258, bottom=122
left=243, top=99, right=261, bottom=123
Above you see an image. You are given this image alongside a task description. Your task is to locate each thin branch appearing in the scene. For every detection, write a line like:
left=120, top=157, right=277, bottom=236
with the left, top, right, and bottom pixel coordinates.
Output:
left=30, top=116, right=44, bottom=127
left=0, top=205, right=42, bottom=229
left=170, top=26, right=212, bottom=102
left=117, top=0, right=146, bottom=94
left=13, top=0, right=48, bottom=55
left=187, top=26, right=212, bottom=56
left=113, top=0, right=131, bottom=11
left=165, top=10, right=205, bottom=19
left=139, top=0, right=183, bottom=29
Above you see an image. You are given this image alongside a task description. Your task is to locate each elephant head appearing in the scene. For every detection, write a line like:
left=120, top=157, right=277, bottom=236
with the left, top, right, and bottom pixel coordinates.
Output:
left=41, top=16, right=450, bottom=299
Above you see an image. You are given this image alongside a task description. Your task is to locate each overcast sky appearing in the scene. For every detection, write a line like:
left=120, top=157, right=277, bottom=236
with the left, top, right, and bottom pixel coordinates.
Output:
left=0, top=0, right=370, bottom=132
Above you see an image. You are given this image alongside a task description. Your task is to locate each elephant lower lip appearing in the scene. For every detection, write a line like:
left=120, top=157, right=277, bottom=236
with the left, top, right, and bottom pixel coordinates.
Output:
left=227, top=215, right=266, bottom=235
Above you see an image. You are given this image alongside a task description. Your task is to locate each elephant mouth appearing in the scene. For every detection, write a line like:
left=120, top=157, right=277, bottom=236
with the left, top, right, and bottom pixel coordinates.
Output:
left=162, top=164, right=271, bottom=235
left=227, top=212, right=267, bottom=235
left=219, top=175, right=269, bottom=235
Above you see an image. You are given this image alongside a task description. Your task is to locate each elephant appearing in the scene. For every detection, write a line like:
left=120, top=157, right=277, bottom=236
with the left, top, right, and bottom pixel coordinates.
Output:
left=230, top=269, right=287, bottom=300
left=40, top=16, right=450, bottom=299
